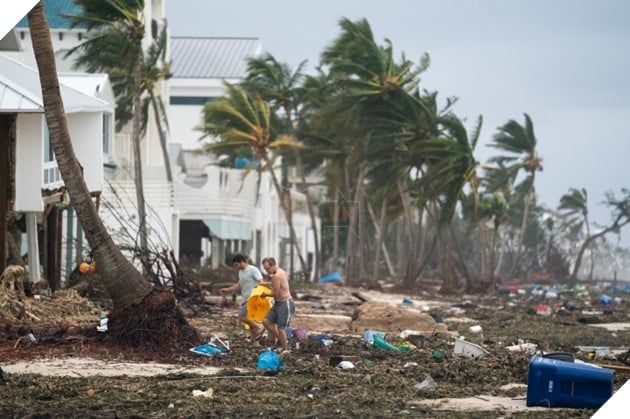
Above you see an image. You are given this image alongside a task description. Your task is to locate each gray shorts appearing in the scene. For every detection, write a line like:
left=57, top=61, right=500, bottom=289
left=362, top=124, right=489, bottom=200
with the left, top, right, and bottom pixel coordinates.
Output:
left=266, top=300, right=295, bottom=329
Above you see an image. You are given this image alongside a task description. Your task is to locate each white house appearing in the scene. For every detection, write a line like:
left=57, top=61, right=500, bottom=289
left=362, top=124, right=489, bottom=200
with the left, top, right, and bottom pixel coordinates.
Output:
left=1, top=0, right=320, bottom=283
left=168, top=36, right=320, bottom=276
left=0, top=53, right=114, bottom=285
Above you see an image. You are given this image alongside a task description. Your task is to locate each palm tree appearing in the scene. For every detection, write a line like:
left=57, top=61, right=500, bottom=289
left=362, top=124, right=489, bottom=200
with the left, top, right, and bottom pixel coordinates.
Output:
left=568, top=190, right=630, bottom=284
left=27, top=1, right=196, bottom=348
left=558, top=188, right=594, bottom=279
left=410, top=115, right=481, bottom=290
left=201, top=84, right=309, bottom=275
left=243, top=53, right=320, bottom=280
left=489, top=113, right=542, bottom=278
left=28, top=1, right=151, bottom=307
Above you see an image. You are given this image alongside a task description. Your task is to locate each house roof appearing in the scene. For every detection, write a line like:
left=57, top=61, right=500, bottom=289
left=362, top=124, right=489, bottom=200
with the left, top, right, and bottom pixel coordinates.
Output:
left=16, top=0, right=84, bottom=30
left=58, top=72, right=114, bottom=104
left=0, top=54, right=108, bottom=113
left=170, top=36, right=262, bottom=79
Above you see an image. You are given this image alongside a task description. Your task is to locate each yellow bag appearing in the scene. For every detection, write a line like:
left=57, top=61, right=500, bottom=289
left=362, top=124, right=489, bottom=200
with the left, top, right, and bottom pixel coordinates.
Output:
left=246, top=285, right=273, bottom=322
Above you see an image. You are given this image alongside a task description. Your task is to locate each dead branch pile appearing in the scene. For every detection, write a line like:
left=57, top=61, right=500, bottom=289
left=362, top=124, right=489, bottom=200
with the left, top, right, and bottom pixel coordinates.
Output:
left=1, top=266, right=101, bottom=328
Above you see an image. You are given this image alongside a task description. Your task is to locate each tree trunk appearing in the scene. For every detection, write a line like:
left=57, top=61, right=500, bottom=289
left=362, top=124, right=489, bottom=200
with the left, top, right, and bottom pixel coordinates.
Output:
left=367, top=199, right=395, bottom=278
left=131, top=58, right=148, bottom=253
left=370, top=197, right=387, bottom=277
left=570, top=214, right=629, bottom=284
left=149, top=90, right=173, bottom=183
left=509, top=175, right=535, bottom=278
left=345, top=165, right=364, bottom=284
left=584, top=218, right=594, bottom=281
left=295, top=151, right=319, bottom=281
left=263, top=154, right=308, bottom=275
left=332, top=190, right=339, bottom=271
left=28, top=2, right=152, bottom=309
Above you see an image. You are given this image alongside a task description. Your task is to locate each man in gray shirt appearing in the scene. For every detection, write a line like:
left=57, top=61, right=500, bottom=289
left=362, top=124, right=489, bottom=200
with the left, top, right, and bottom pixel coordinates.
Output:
left=220, top=254, right=266, bottom=344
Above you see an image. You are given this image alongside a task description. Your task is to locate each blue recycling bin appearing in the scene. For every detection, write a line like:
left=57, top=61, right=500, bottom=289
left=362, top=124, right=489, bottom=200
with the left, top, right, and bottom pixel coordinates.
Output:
left=527, top=356, right=614, bottom=409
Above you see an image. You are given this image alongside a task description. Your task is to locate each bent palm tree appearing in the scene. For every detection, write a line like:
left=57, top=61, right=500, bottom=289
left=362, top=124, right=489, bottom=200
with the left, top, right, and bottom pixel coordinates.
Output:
left=489, top=114, right=542, bottom=278
left=243, top=53, right=320, bottom=280
left=559, top=188, right=594, bottom=279
left=201, top=85, right=308, bottom=275
left=28, top=1, right=195, bottom=348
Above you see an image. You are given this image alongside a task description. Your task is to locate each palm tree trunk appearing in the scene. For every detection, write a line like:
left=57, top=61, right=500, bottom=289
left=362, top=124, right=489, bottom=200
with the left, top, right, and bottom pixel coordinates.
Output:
left=367, top=199, right=394, bottom=278
left=295, top=151, right=319, bottom=281
left=332, top=191, right=339, bottom=271
left=28, top=2, right=152, bottom=309
left=345, top=165, right=364, bottom=284
left=584, top=218, right=594, bottom=281
left=263, top=154, right=308, bottom=274
left=131, top=58, right=148, bottom=253
left=570, top=214, right=629, bottom=285
left=510, top=175, right=535, bottom=277
left=149, top=90, right=173, bottom=183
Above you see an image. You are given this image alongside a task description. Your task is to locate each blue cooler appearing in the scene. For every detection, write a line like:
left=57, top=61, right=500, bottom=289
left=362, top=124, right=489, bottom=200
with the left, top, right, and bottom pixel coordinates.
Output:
left=527, top=356, right=614, bottom=408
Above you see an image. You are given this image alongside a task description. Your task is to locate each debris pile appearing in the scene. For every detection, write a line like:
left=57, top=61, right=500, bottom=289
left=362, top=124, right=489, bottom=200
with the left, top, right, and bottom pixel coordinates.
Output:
left=1, top=266, right=101, bottom=328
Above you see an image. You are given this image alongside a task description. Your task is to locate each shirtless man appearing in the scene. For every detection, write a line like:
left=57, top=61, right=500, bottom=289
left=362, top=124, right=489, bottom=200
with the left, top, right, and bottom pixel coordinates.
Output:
left=260, top=257, right=295, bottom=352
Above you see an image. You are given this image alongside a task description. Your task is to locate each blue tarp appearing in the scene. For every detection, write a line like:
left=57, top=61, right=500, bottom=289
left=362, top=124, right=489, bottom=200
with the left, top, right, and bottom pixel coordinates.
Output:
left=319, top=271, right=343, bottom=284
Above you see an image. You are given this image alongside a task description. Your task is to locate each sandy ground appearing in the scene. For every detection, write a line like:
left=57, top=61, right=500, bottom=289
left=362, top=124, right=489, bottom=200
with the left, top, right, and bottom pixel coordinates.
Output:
left=409, top=395, right=546, bottom=412
left=588, top=322, right=630, bottom=331
left=2, top=357, right=245, bottom=377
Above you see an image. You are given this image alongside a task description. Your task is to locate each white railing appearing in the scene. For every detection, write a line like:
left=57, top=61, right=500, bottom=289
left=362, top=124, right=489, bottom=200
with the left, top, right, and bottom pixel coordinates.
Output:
left=42, top=160, right=62, bottom=188
left=176, top=187, right=253, bottom=218
left=104, top=180, right=175, bottom=210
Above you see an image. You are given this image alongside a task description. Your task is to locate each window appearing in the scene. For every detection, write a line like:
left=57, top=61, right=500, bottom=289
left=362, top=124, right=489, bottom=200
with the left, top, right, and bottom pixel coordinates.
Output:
left=78, top=32, right=83, bottom=41
left=20, top=31, right=25, bottom=40
left=43, top=122, right=54, bottom=162
left=102, top=113, right=111, bottom=156
left=58, top=32, right=63, bottom=41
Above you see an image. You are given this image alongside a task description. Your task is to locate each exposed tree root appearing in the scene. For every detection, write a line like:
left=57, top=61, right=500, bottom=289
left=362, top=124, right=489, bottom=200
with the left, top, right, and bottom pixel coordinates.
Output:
left=106, top=290, right=199, bottom=352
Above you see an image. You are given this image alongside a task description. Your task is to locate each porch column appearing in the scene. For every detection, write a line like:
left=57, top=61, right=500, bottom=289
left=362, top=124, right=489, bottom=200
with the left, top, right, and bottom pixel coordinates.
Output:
left=25, top=212, right=40, bottom=283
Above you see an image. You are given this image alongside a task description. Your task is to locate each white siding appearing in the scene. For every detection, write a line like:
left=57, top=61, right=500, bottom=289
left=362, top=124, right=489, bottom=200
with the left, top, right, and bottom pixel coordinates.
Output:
left=68, top=112, right=104, bottom=192
left=14, top=113, right=43, bottom=212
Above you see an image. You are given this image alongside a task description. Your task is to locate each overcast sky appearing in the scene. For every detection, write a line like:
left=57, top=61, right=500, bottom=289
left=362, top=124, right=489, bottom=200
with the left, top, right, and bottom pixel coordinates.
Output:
left=168, top=0, right=630, bottom=240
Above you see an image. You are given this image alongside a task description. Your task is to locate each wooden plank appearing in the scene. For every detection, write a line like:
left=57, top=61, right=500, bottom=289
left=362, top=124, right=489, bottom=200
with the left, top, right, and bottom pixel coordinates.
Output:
left=595, top=364, right=630, bottom=374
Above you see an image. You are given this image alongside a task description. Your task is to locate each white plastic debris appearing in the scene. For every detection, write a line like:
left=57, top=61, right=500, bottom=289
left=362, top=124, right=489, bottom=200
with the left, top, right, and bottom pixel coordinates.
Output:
left=404, top=362, right=419, bottom=368
left=192, top=388, right=214, bottom=398
left=338, top=361, right=355, bottom=369
left=454, top=339, right=489, bottom=359
left=506, top=342, right=538, bottom=354
left=400, top=330, right=423, bottom=339
left=469, top=325, right=483, bottom=334
left=517, top=289, right=527, bottom=295
left=414, top=375, right=437, bottom=390
left=167, top=403, right=175, bottom=409
left=545, top=291, right=558, bottom=299
left=97, top=316, right=109, bottom=333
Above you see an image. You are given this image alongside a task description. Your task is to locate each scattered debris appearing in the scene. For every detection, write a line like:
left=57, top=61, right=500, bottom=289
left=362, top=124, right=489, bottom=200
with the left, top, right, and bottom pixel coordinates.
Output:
left=454, top=339, right=489, bottom=359
left=469, top=325, right=483, bottom=334
left=414, top=375, right=437, bottom=391
left=192, top=388, right=214, bottom=399
left=506, top=342, right=538, bottom=354
left=256, top=350, right=281, bottom=372
left=338, top=361, right=355, bottom=369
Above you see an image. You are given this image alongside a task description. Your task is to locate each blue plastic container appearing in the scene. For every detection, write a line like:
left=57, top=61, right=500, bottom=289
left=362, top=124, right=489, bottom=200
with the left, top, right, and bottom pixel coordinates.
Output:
left=526, top=356, right=614, bottom=409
